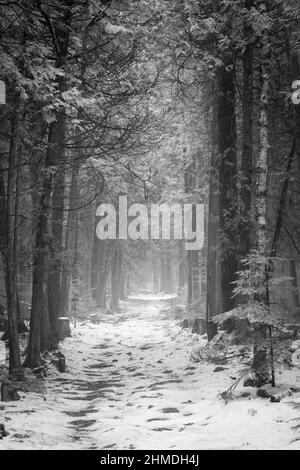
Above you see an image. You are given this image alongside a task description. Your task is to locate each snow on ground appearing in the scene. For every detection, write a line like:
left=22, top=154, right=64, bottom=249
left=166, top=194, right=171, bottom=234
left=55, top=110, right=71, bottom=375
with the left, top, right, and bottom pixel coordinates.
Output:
left=1, top=293, right=300, bottom=450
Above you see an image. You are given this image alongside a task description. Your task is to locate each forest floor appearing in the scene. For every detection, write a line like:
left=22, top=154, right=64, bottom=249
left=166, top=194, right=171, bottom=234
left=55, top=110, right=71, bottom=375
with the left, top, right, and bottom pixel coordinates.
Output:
left=1, top=293, right=300, bottom=450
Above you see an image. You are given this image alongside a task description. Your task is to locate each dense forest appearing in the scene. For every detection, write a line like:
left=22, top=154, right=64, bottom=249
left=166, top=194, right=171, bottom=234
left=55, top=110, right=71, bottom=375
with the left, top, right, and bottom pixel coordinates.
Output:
left=1, top=0, right=300, bottom=450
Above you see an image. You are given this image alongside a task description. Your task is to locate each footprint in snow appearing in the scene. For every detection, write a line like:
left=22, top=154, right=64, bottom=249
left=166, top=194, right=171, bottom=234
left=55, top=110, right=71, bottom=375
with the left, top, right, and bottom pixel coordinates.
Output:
left=162, top=408, right=180, bottom=414
left=69, top=419, right=97, bottom=429
left=147, top=417, right=169, bottom=422
left=151, top=427, right=173, bottom=432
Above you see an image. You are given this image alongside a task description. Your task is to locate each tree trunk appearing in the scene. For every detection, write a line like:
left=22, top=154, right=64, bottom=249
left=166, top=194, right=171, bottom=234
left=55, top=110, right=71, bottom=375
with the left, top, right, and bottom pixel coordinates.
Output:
left=0, top=162, right=8, bottom=307
left=119, top=270, right=126, bottom=301
left=25, top=1, right=73, bottom=365
left=47, top=111, right=66, bottom=345
left=59, top=0, right=89, bottom=316
left=152, top=248, right=160, bottom=293
left=252, top=5, right=272, bottom=384
left=70, top=202, right=80, bottom=323
left=240, top=8, right=254, bottom=259
left=6, top=101, right=21, bottom=371
left=60, top=159, right=79, bottom=316
left=187, top=249, right=201, bottom=306
left=40, top=280, right=51, bottom=353
left=96, top=240, right=111, bottom=308
left=110, top=242, right=122, bottom=312
left=25, top=154, right=52, bottom=367
left=178, top=241, right=186, bottom=292
left=91, top=219, right=101, bottom=304
left=217, top=61, right=238, bottom=313
left=160, top=248, right=173, bottom=293
left=206, top=93, right=222, bottom=339
left=291, top=43, right=300, bottom=201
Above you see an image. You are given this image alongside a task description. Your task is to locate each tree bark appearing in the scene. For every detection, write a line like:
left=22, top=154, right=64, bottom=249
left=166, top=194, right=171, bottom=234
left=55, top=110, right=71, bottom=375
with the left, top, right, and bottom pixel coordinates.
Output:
left=0, top=162, right=8, bottom=306
left=252, top=3, right=272, bottom=384
left=178, top=241, right=186, bottom=291
left=91, top=218, right=101, bottom=304
left=152, top=249, right=161, bottom=293
left=240, top=6, right=254, bottom=259
left=217, top=61, right=238, bottom=313
left=110, top=242, right=122, bottom=312
left=160, top=247, right=173, bottom=293
left=6, top=100, right=21, bottom=371
left=40, top=280, right=51, bottom=353
left=25, top=147, right=53, bottom=367
left=60, top=159, right=79, bottom=316
left=96, top=240, right=112, bottom=308
left=206, top=93, right=222, bottom=339
left=47, top=111, right=66, bottom=345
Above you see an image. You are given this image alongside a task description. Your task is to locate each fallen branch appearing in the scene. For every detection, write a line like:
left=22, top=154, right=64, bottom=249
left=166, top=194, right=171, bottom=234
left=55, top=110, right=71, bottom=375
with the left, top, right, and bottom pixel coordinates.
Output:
left=220, top=368, right=252, bottom=404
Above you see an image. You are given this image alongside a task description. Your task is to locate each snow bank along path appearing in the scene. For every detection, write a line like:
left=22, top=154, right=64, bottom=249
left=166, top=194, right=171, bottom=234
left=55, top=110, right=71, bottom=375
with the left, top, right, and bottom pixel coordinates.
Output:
left=1, top=294, right=300, bottom=450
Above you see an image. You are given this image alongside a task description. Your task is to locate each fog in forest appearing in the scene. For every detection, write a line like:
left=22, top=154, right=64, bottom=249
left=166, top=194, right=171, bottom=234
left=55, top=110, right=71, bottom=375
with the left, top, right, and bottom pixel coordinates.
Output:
left=1, top=0, right=300, bottom=452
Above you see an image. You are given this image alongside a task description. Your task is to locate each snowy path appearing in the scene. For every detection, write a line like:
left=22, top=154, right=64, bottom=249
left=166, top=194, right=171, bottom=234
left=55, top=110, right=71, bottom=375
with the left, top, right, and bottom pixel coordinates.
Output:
left=1, top=294, right=300, bottom=450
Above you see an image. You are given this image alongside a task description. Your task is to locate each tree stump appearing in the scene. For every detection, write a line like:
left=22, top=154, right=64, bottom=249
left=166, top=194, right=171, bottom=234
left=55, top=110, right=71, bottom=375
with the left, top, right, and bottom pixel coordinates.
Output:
left=1, top=381, right=20, bottom=402
left=9, top=387, right=20, bottom=401
left=11, top=368, right=25, bottom=382
left=58, top=317, right=71, bottom=340
left=58, top=356, right=66, bottom=373
left=192, top=318, right=206, bottom=335
left=1, top=381, right=9, bottom=402
left=206, top=321, right=218, bottom=341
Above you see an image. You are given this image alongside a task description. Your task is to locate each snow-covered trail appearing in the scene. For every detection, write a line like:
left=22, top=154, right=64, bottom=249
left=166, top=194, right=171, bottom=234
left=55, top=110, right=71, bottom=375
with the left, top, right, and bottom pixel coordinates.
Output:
left=1, top=293, right=300, bottom=450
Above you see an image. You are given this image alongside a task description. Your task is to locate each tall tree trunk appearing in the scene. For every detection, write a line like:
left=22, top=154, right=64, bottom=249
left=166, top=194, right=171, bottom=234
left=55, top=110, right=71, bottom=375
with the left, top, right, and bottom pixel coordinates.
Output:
left=291, top=43, right=300, bottom=192
left=187, top=249, right=201, bottom=306
left=0, top=162, right=8, bottom=305
left=152, top=249, right=161, bottom=293
left=60, top=159, right=79, bottom=316
left=110, top=242, right=122, bottom=312
left=240, top=4, right=254, bottom=259
left=252, top=3, right=272, bottom=384
left=25, top=142, right=53, bottom=367
left=206, top=93, right=222, bottom=339
left=96, top=240, right=111, bottom=308
left=217, top=61, right=238, bottom=313
left=184, top=159, right=201, bottom=306
left=48, top=122, right=66, bottom=343
left=256, top=35, right=270, bottom=296
left=53, top=0, right=89, bottom=317
left=0, top=163, right=21, bottom=320
left=71, top=206, right=79, bottom=324
left=160, top=247, right=173, bottom=293
left=40, top=280, right=50, bottom=353
left=6, top=101, right=21, bottom=371
left=26, top=1, right=73, bottom=365
left=119, top=263, right=126, bottom=301
left=291, top=43, right=300, bottom=314
left=91, top=218, right=101, bottom=304
left=178, top=241, right=186, bottom=292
